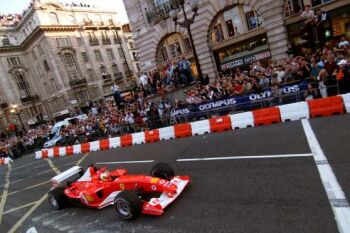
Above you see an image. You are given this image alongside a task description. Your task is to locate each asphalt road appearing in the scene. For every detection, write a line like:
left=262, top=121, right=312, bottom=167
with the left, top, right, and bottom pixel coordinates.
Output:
left=0, top=115, right=349, bottom=233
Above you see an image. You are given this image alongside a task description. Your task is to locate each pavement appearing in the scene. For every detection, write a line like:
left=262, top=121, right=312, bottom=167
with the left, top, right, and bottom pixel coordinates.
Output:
left=0, top=114, right=349, bottom=233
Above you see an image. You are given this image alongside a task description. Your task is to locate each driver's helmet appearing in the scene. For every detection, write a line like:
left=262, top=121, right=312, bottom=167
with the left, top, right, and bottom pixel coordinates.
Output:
left=100, top=171, right=111, bottom=182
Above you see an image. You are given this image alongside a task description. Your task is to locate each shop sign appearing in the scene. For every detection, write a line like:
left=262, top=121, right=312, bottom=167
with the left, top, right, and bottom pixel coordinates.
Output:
left=221, top=50, right=271, bottom=70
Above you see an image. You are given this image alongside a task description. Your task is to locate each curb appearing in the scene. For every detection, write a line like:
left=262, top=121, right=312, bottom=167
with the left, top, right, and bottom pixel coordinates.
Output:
left=35, top=94, right=350, bottom=160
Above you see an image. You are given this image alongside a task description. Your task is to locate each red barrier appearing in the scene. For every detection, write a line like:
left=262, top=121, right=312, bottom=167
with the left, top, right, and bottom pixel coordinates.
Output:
left=145, top=130, right=160, bottom=143
left=66, top=146, right=73, bottom=156
left=81, top=143, right=90, bottom=153
left=53, top=147, right=60, bottom=157
left=308, top=96, right=344, bottom=118
left=121, top=134, right=133, bottom=147
left=209, top=116, right=232, bottom=133
left=42, top=150, right=48, bottom=159
left=0, top=158, right=4, bottom=165
left=253, top=107, right=281, bottom=126
left=174, top=123, right=192, bottom=138
left=99, top=139, right=110, bottom=150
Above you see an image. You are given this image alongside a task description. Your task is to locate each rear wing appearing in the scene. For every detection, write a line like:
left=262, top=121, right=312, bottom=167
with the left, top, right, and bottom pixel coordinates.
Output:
left=51, top=166, right=83, bottom=187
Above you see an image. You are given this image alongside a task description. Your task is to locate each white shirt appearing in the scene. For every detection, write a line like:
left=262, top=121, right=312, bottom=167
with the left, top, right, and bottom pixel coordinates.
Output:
left=111, top=84, right=120, bottom=93
left=339, top=40, right=350, bottom=48
left=139, top=75, right=148, bottom=86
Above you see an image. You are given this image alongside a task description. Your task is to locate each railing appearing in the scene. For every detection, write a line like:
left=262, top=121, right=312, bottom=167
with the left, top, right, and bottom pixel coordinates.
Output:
left=114, top=72, right=124, bottom=79
left=20, top=94, right=39, bottom=104
left=145, top=2, right=173, bottom=25
left=125, top=70, right=133, bottom=76
left=69, top=78, right=87, bottom=88
left=113, top=36, right=122, bottom=44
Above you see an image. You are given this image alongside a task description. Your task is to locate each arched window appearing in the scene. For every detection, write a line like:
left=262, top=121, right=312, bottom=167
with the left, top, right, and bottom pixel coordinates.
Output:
left=156, top=33, right=189, bottom=65
left=49, top=12, right=60, bottom=24
left=13, top=70, right=31, bottom=97
left=61, top=52, right=79, bottom=80
left=284, top=0, right=303, bottom=17
left=209, top=5, right=263, bottom=44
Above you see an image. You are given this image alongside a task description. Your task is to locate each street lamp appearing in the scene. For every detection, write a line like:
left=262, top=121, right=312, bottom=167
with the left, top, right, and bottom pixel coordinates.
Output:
left=10, top=104, right=25, bottom=131
left=169, top=0, right=203, bottom=80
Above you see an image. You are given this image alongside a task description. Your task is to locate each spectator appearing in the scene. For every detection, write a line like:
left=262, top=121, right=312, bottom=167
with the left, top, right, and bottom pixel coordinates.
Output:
left=111, top=81, right=122, bottom=109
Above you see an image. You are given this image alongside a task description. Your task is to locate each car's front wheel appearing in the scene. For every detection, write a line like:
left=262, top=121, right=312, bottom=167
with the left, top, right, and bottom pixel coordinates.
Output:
left=150, top=163, right=175, bottom=181
left=114, top=190, right=142, bottom=220
left=48, top=187, right=68, bottom=210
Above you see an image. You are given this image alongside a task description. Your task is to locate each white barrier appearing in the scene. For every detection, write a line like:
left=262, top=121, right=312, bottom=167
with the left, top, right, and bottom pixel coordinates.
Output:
left=89, top=141, right=100, bottom=152
left=73, top=145, right=81, bottom=154
left=191, top=119, right=210, bottom=136
left=35, top=151, right=43, bottom=159
left=278, top=101, right=310, bottom=122
left=159, top=126, right=175, bottom=140
left=47, top=149, right=54, bottom=158
left=109, top=137, right=121, bottom=148
left=59, top=147, right=66, bottom=157
left=229, top=112, right=254, bottom=129
left=0, top=157, right=13, bottom=165
left=132, top=132, right=145, bottom=145
left=342, top=93, right=350, bottom=113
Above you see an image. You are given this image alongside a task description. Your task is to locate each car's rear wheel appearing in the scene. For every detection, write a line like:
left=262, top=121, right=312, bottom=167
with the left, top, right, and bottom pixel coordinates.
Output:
left=150, top=163, right=175, bottom=181
left=48, top=187, right=68, bottom=210
left=114, top=190, right=142, bottom=220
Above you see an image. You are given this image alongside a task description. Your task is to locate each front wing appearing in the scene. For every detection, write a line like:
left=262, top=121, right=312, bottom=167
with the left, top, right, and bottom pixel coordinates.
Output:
left=142, top=176, right=190, bottom=215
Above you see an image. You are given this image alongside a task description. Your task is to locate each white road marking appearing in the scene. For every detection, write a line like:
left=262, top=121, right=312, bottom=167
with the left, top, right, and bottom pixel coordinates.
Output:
left=96, top=160, right=155, bottom=165
left=0, top=178, right=24, bottom=189
left=176, top=153, right=313, bottom=162
left=301, top=119, right=350, bottom=233
left=26, top=226, right=38, bottom=233
left=3, top=201, right=38, bottom=215
left=77, top=153, right=90, bottom=166
left=0, top=163, right=11, bottom=225
left=46, top=159, right=61, bottom=175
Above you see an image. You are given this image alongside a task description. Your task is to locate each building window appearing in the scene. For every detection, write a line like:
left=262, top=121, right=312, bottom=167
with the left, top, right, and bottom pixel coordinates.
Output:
left=209, top=5, right=263, bottom=44
left=136, top=63, right=141, bottom=72
left=123, top=62, right=129, bottom=72
left=88, top=32, right=99, bottom=45
left=129, top=42, right=135, bottom=49
left=14, top=71, right=31, bottom=97
left=62, top=53, right=79, bottom=80
left=102, top=31, right=111, bottom=44
left=81, top=52, right=89, bottom=62
left=284, top=0, right=303, bottom=17
left=49, top=12, right=60, bottom=24
left=112, top=64, right=120, bottom=77
left=183, top=38, right=192, bottom=54
left=311, top=0, right=333, bottom=7
left=86, top=69, right=94, bottom=81
left=76, top=37, right=84, bottom=46
left=31, top=51, right=37, bottom=61
left=2, top=38, right=11, bottom=46
left=37, top=44, right=44, bottom=55
left=43, top=60, right=50, bottom=71
left=56, top=37, right=71, bottom=47
left=100, top=65, right=107, bottom=74
left=74, top=90, right=88, bottom=103
left=117, top=48, right=124, bottom=59
left=169, top=42, right=182, bottom=59
left=106, top=49, right=115, bottom=60
left=7, top=57, right=21, bottom=67
left=94, top=50, right=104, bottom=62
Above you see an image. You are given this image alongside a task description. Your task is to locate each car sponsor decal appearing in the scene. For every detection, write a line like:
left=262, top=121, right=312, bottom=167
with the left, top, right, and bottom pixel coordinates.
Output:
left=150, top=177, right=160, bottom=184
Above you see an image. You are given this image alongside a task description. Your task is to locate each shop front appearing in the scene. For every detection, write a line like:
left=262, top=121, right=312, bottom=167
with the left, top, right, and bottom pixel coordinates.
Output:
left=213, top=34, right=271, bottom=72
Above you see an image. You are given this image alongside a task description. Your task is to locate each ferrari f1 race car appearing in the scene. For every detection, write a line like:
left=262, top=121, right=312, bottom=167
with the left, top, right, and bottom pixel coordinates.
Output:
left=48, top=163, right=190, bottom=220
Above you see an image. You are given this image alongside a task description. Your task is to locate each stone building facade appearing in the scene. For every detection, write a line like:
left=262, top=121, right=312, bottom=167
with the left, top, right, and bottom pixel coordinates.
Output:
left=123, top=0, right=349, bottom=77
left=0, top=0, right=140, bottom=130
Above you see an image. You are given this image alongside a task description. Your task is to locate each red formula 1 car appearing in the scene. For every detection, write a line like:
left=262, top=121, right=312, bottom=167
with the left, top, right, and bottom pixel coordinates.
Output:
left=48, top=163, right=190, bottom=219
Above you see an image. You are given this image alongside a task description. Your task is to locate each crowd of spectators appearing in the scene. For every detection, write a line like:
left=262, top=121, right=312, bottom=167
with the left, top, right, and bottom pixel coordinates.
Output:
left=139, top=56, right=196, bottom=97
left=0, top=1, right=33, bottom=26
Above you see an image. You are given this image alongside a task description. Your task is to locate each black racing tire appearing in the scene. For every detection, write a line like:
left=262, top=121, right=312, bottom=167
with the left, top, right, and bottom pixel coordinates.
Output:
left=114, top=190, right=142, bottom=220
left=48, top=187, right=68, bottom=210
left=150, top=162, right=175, bottom=181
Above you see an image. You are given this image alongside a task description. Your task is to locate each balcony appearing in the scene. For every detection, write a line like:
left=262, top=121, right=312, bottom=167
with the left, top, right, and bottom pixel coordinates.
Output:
left=102, top=37, right=111, bottom=45
left=146, top=2, right=173, bottom=25
left=20, top=94, right=39, bottom=104
left=69, top=78, right=87, bottom=88
left=125, top=70, right=133, bottom=77
left=89, top=38, right=99, bottom=45
left=102, top=74, right=112, bottom=83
